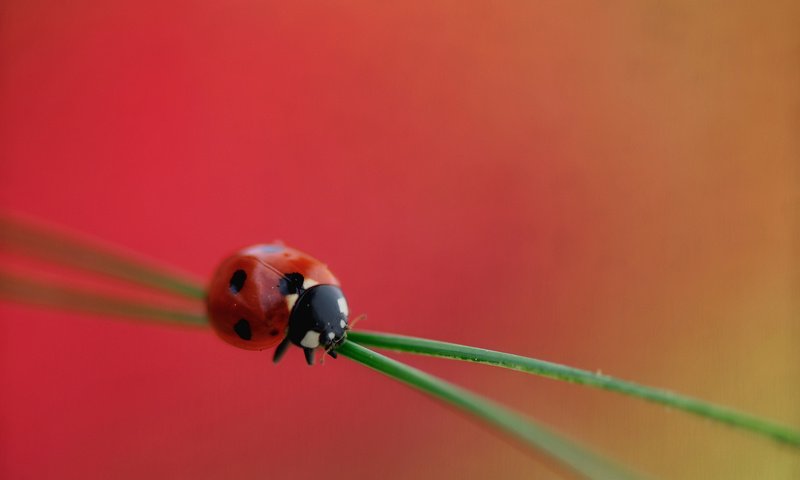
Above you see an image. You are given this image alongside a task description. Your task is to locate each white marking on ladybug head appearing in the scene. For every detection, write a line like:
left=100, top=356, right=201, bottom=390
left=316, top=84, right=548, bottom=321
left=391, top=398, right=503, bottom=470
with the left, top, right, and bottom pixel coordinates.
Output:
left=337, top=297, right=349, bottom=316
left=302, top=279, right=319, bottom=289
left=339, top=320, right=346, bottom=329
left=327, top=332, right=335, bottom=340
left=285, top=293, right=299, bottom=311
left=300, top=331, right=321, bottom=348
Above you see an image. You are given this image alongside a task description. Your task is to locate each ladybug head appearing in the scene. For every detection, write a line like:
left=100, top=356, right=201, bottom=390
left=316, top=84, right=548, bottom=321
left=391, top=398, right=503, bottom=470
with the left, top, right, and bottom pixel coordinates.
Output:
left=288, top=284, right=349, bottom=350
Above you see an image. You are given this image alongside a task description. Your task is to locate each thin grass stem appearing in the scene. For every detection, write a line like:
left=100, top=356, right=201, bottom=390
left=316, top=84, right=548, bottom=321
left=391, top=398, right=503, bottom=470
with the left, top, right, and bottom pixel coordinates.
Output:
left=337, top=340, right=642, bottom=480
left=0, top=213, right=205, bottom=300
left=0, top=270, right=207, bottom=326
left=347, top=331, right=800, bottom=447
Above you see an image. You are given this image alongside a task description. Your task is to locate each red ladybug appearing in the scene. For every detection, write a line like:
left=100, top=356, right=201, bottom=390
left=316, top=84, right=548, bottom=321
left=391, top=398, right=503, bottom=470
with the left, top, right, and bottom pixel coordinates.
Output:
left=206, top=244, right=349, bottom=365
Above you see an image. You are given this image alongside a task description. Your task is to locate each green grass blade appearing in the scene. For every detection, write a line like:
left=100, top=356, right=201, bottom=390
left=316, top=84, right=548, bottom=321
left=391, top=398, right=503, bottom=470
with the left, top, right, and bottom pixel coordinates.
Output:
left=0, top=270, right=207, bottom=326
left=347, top=331, right=800, bottom=447
left=0, top=213, right=205, bottom=300
left=337, top=340, right=642, bottom=480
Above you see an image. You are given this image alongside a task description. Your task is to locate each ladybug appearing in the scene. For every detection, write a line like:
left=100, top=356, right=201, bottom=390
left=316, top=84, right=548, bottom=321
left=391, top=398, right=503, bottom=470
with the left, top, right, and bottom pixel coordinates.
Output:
left=206, top=244, right=349, bottom=365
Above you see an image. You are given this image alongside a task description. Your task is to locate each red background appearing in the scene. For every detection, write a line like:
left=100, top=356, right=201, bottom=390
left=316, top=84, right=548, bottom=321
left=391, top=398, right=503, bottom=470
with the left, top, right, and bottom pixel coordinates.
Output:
left=1, top=1, right=798, bottom=479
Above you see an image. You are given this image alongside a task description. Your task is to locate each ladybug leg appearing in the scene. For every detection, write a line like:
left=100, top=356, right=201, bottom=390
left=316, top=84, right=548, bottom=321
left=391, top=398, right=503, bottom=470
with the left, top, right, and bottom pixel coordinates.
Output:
left=272, top=336, right=292, bottom=364
left=303, top=347, right=315, bottom=366
left=327, top=350, right=338, bottom=359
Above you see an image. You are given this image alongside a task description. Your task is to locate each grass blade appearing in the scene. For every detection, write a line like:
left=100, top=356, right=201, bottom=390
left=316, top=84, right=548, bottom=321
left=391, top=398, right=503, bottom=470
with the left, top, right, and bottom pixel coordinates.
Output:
left=0, top=270, right=207, bottom=326
left=347, top=331, right=800, bottom=447
left=0, top=213, right=205, bottom=300
left=337, top=340, right=642, bottom=480
left=3, top=210, right=792, bottom=450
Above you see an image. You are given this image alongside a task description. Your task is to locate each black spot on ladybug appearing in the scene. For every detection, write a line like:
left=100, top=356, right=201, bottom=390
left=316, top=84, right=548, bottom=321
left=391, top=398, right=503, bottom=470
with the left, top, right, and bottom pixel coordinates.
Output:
left=233, top=319, right=252, bottom=340
left=278, top=272, right=305, bottom=295
left=229, top=270, right=247, bottom=294
left=270, top=329, right=280, bottom=336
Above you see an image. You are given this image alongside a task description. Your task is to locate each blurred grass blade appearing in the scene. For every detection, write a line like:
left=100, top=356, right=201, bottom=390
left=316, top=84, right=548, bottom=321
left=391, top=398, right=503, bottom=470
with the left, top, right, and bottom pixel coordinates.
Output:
left=0, top=213, right=205, bottom=300
left=347, top=331, right=800, bottom=447
left=0, top=270, right=207, bottom=326
left=337, top=340, right=642, bottom=480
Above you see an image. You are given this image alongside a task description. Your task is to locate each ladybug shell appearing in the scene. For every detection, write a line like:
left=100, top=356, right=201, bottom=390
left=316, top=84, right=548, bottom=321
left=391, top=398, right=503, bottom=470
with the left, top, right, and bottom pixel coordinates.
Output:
left=206, top=244, right=340, bottom=350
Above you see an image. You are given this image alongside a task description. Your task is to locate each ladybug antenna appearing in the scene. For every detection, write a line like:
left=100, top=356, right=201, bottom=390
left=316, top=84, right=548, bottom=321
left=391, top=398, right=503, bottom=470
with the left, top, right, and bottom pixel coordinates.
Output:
left=347, top=313, right=367, bottom=330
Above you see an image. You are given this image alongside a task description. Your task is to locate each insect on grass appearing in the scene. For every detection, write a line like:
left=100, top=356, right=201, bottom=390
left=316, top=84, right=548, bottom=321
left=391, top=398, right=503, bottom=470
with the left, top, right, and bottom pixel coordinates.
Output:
left=1, top=212, right=798, bottom=480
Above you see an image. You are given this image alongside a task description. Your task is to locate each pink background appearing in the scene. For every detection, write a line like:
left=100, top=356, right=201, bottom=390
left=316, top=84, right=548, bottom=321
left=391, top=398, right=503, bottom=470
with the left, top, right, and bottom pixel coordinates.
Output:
left=1, top=1, right=798, bottom=478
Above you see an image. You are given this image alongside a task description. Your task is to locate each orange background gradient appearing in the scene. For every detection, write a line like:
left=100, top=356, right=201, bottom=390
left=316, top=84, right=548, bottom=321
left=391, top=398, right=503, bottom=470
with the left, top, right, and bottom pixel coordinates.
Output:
left=1, top=1, right=798, bottom=479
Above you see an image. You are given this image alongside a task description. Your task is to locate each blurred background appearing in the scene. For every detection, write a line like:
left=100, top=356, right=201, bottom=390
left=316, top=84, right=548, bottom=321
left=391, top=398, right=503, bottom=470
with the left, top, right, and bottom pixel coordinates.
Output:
left=1, top=1, right=798, bottom=478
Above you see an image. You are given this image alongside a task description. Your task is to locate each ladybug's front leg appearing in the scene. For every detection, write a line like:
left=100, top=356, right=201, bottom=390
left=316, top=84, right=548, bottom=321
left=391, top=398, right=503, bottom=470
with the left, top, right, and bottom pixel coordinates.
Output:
left=303, top=348, right=315, bottom=366
left=272, top=336, right=291, bottom=363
